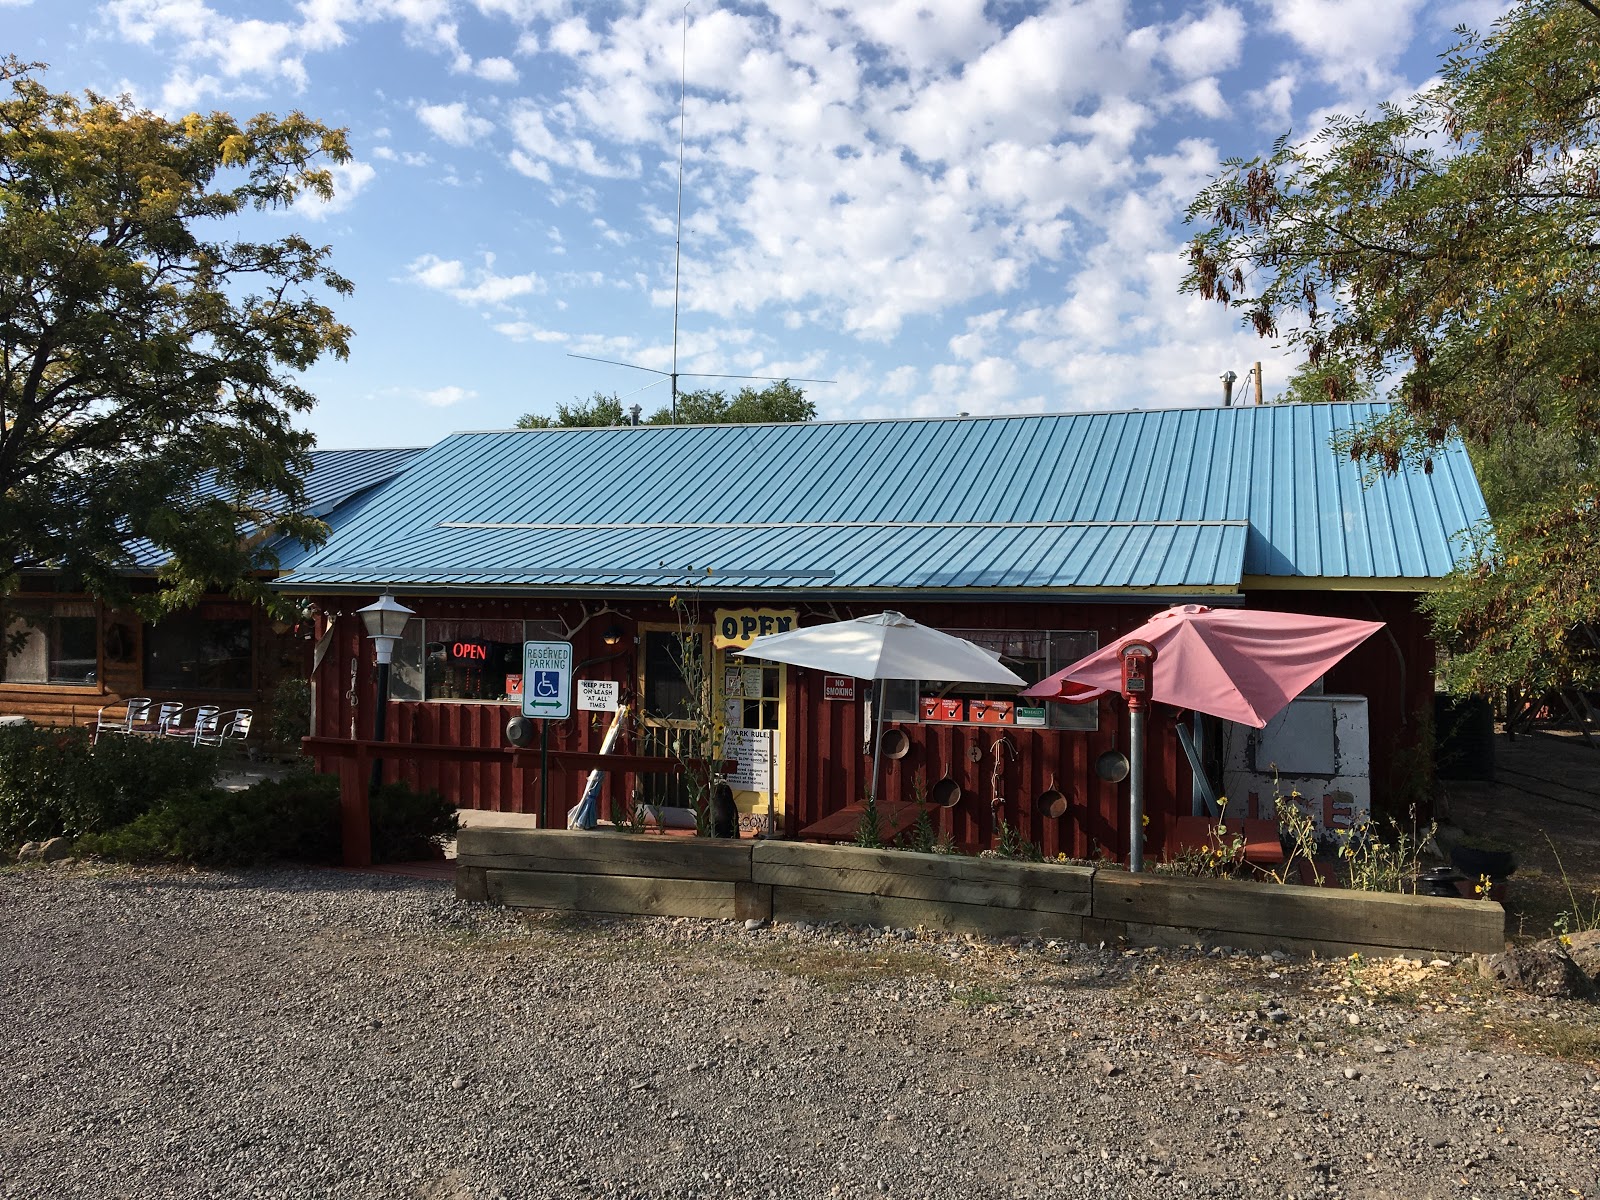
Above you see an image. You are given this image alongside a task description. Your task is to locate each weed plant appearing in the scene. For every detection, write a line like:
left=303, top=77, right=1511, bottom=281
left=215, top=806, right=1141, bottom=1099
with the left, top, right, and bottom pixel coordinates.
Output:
left=1546, top=832, right=1600, bottom=937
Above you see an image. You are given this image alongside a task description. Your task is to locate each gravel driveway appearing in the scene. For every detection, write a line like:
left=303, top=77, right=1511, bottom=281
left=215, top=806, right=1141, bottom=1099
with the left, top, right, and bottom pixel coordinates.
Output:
left=2, top=863, right=1597, bottom=1200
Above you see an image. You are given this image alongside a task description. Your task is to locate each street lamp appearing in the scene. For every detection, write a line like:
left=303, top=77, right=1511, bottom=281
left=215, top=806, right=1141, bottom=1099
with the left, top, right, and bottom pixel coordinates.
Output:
left=357, top=591, right=415, bottom=791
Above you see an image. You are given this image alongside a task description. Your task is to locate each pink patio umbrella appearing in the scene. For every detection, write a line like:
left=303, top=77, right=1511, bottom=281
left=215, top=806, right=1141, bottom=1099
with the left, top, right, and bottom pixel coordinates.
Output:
left=1024, top=604, right=1384, bottom=729
left=1022, top=604, right=1384, bottom=871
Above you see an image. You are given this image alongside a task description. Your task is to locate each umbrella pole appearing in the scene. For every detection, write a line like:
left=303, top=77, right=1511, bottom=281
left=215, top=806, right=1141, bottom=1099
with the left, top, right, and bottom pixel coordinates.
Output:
left=1128, top=697, right=1146, bottom=873
left=869, top=680, right=885, bottom=808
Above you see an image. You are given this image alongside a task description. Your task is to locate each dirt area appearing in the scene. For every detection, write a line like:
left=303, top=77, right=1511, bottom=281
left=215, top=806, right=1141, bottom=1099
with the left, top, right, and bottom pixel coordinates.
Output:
left=1440, top=728, right=1600, bottom=944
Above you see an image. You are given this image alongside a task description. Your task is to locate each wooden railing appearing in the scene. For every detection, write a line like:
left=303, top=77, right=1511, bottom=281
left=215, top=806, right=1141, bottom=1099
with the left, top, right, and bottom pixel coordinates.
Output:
left=302, top=736, right=692, bottom=867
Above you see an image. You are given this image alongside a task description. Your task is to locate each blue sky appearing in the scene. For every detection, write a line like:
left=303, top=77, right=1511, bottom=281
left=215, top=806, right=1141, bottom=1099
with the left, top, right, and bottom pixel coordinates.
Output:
left=7, top=0, right=1507, bottom=449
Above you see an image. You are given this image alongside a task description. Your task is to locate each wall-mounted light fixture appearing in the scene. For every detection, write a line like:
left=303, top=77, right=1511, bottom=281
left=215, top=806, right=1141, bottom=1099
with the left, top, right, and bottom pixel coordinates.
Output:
left=602, top=624, right=624, bottom=647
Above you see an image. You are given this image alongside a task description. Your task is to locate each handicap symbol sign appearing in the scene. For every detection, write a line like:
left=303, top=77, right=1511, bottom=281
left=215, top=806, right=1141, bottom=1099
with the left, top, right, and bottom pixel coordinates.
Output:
left=521, top=640, right=573, bottom=719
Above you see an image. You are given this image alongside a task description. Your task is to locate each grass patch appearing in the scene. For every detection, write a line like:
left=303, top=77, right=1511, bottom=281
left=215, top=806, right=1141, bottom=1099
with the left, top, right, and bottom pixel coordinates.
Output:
left=1464, top=1016, right=1600, bottom=1065
left=951, top=984, right=1008, bottom=1008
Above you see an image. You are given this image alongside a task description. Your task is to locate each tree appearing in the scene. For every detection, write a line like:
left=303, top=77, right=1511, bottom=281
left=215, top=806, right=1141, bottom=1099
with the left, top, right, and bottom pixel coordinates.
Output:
left=1277, top=359, right=1376, bottom=406
left=1180, top=0, right=1600, bottom=696
left=515, top=392, right=626, bottom=429
left=517, top=380, right=814, bottom=429
left=0, top=58, right=353, bottom=613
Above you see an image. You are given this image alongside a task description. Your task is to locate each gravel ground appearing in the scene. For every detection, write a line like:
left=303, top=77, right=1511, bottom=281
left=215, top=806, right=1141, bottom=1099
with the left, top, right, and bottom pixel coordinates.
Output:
left=3, top=863, right=1598, bottom=1200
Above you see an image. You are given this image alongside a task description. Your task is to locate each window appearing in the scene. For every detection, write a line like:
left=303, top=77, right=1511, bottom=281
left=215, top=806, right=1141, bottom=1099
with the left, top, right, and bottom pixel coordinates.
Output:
left=143, top=603, right=253, bottom=692
left=882, top=628, right=1100, bottom=731
left=2, top=600, right=98, bottom=686
left=388, top=619, right=562, bottom=703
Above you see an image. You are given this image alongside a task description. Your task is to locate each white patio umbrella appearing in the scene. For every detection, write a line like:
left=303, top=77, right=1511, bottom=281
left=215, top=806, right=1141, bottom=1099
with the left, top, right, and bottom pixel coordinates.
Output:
left=738, top=611, right=1026, bottom=807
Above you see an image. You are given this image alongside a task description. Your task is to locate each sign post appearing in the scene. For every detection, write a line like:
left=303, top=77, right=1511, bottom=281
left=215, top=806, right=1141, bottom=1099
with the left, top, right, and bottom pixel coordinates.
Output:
left=521, top=641, right=574, bottom=818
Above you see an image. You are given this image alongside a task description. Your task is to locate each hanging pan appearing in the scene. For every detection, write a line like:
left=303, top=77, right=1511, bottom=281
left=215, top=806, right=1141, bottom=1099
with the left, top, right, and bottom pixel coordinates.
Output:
left=929, top=739, right=963, bottom=808
left=879, top=728, right=910, bottom=760
left=1038, top=773, right=1069, bottom=819
left=1095, top=749, right=1130, bottom=784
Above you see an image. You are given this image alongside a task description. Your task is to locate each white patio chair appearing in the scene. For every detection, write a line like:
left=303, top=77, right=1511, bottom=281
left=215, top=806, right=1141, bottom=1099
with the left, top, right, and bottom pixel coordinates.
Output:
left=219, top=708, right=253, bottom=745
left=134, top=701, right=184, bottom=737
left=164, top=704, right=221, bottom=747
left=92, top=698, right=151, bottom=744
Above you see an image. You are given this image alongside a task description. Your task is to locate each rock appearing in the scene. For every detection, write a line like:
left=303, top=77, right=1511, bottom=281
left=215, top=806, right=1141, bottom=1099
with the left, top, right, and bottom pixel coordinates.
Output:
left=744, top=918, right=768, bottom=931
left=1563, top=930, right=1600, bottom=987
left=16, top=841, right=42, bottom=862
left=38, top=837, right=70, bottom=862
left=1478, top=948, right=1595, bottom=1000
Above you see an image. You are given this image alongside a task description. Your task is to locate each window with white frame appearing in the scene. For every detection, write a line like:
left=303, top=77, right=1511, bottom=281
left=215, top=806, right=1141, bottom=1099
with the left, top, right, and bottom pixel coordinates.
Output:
left=881, top=628, right=1099, bottom=731
left=1, top=600, right=98, bottom=686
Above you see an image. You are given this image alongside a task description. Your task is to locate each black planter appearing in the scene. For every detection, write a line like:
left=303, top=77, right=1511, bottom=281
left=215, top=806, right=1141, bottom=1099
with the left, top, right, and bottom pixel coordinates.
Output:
left=1449, top=843, right=1516, bottom=880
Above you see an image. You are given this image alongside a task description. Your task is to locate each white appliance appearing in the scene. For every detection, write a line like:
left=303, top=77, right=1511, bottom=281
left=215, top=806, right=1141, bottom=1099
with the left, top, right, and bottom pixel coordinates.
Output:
left=1222, top=695, right=1370, bottom=837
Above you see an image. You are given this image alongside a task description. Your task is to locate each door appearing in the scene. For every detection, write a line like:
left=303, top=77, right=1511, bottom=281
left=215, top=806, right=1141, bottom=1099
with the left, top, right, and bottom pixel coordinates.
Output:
left=717, top=650, right=785, bottom=830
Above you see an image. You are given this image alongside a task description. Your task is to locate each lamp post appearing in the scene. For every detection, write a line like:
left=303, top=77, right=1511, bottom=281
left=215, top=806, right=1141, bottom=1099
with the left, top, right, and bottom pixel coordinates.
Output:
left=357, top=591, right=415, bottom=793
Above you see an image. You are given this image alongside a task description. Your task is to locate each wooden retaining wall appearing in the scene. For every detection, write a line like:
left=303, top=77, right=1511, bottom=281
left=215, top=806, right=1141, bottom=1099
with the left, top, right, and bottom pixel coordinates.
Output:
left=454, top=829, right=1505, bottom=958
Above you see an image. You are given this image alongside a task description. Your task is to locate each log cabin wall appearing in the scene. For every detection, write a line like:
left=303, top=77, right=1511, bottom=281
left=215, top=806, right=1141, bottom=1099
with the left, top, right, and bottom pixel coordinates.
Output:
left=0, top=593, right=313, bottom=735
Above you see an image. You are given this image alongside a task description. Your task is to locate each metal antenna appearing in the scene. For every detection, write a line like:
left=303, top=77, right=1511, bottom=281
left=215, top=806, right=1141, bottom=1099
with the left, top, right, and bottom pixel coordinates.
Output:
left=566, top=3, right=833, bottom=421
left=670, top=2, right=687, bottom=423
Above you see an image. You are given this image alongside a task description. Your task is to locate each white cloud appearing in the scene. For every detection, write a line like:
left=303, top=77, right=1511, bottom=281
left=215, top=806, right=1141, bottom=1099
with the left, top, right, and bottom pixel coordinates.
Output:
left=416, top=100, right=495, bottom=146
left=493, top=322, right=568, bottom=343
left=1264, top=0, right=1425, bottom=93
left=1159, top=5, right=1246, bottom=80
left=421, top=385, right=475, bottom=407
left=406, top=253, right=542, bottom=305
left=474, top=55, right=519, bottom=83
left=1248, top=73, right=1297, bottom=128
left=292, top=160, right=377, bottom=219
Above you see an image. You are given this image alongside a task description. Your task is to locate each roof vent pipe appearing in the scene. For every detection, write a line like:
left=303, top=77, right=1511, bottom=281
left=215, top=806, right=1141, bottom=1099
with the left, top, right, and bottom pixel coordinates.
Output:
left=1220, top=370, right=1237, bottom=407
left=629, top=403, right=642, bottom=426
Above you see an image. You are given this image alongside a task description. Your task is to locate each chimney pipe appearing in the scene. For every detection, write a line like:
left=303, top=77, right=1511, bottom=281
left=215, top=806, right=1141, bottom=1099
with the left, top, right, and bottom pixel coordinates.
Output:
left=1220, top=370, right=1237, bottom=407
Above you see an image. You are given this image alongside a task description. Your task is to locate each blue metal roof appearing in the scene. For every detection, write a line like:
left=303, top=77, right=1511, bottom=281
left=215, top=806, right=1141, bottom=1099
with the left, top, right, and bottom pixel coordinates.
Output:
left=127, top=446, right=426, bottom=572
left=278, top=404, right=1487, bottom=597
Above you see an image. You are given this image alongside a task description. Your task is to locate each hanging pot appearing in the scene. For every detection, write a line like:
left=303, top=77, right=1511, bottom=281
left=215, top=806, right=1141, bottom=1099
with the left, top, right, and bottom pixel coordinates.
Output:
left=929, top=738, right=962, bottom=807
left=1038, top=773, right=1068, bottom=819
left=1095, top=749, right=1130, bottom=783
left=879, top=727, right=910, bottom=760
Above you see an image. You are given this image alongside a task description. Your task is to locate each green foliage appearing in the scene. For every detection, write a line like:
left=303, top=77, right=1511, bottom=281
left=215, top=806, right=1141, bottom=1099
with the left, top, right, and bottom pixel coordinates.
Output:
left=986, top=816, right=1042, bottom=862
left=515, top=391, right=626, bottom=428
left=0, top=725, right=217, bottom=847
left=667, top=381, right=815, bottom=425
left=1335, top=813, right=1438, bottom=894
left=1278, top=358, right=1376, bottom=405
left=1423, top=491, right=1600, bottom=694
left=267, top=677, right=312, bottom=751
left=517, top=380, right=814, bottom=430
left=76, top=770, right=454, bottom=867
left=1180, top=0, right=1600, bottom=695
left=853, top=789, right=884, bottom=849
left=0, top=725, right=93, bottom=845
left=0, top=58, right=353, bottom=609
left=369, top=780, right=459, bottom=862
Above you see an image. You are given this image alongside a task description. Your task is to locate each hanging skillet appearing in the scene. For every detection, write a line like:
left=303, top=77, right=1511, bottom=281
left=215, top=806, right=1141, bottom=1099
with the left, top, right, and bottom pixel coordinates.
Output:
left=929, top=737, right=962, bottom=808
left=1095, top=749, right=1130, bottom=783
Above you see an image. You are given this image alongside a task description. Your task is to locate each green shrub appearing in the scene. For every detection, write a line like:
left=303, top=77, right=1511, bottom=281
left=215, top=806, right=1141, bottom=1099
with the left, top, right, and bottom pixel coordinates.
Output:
left=0, top=725, right=92, bottom=846
left=0, top=725, right=217, bottom=849
left=75, top=771, right=454, bottom=867
left=267, top=678, right=312, bottom=752
left=63, top=734, right=219, bottom=836
left=370, top=781, right=459, bottom=862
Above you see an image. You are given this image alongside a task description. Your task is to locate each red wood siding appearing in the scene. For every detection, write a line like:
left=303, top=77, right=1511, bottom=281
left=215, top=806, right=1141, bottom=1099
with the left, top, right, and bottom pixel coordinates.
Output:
left=310, top=590, right=1437, bottom=860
